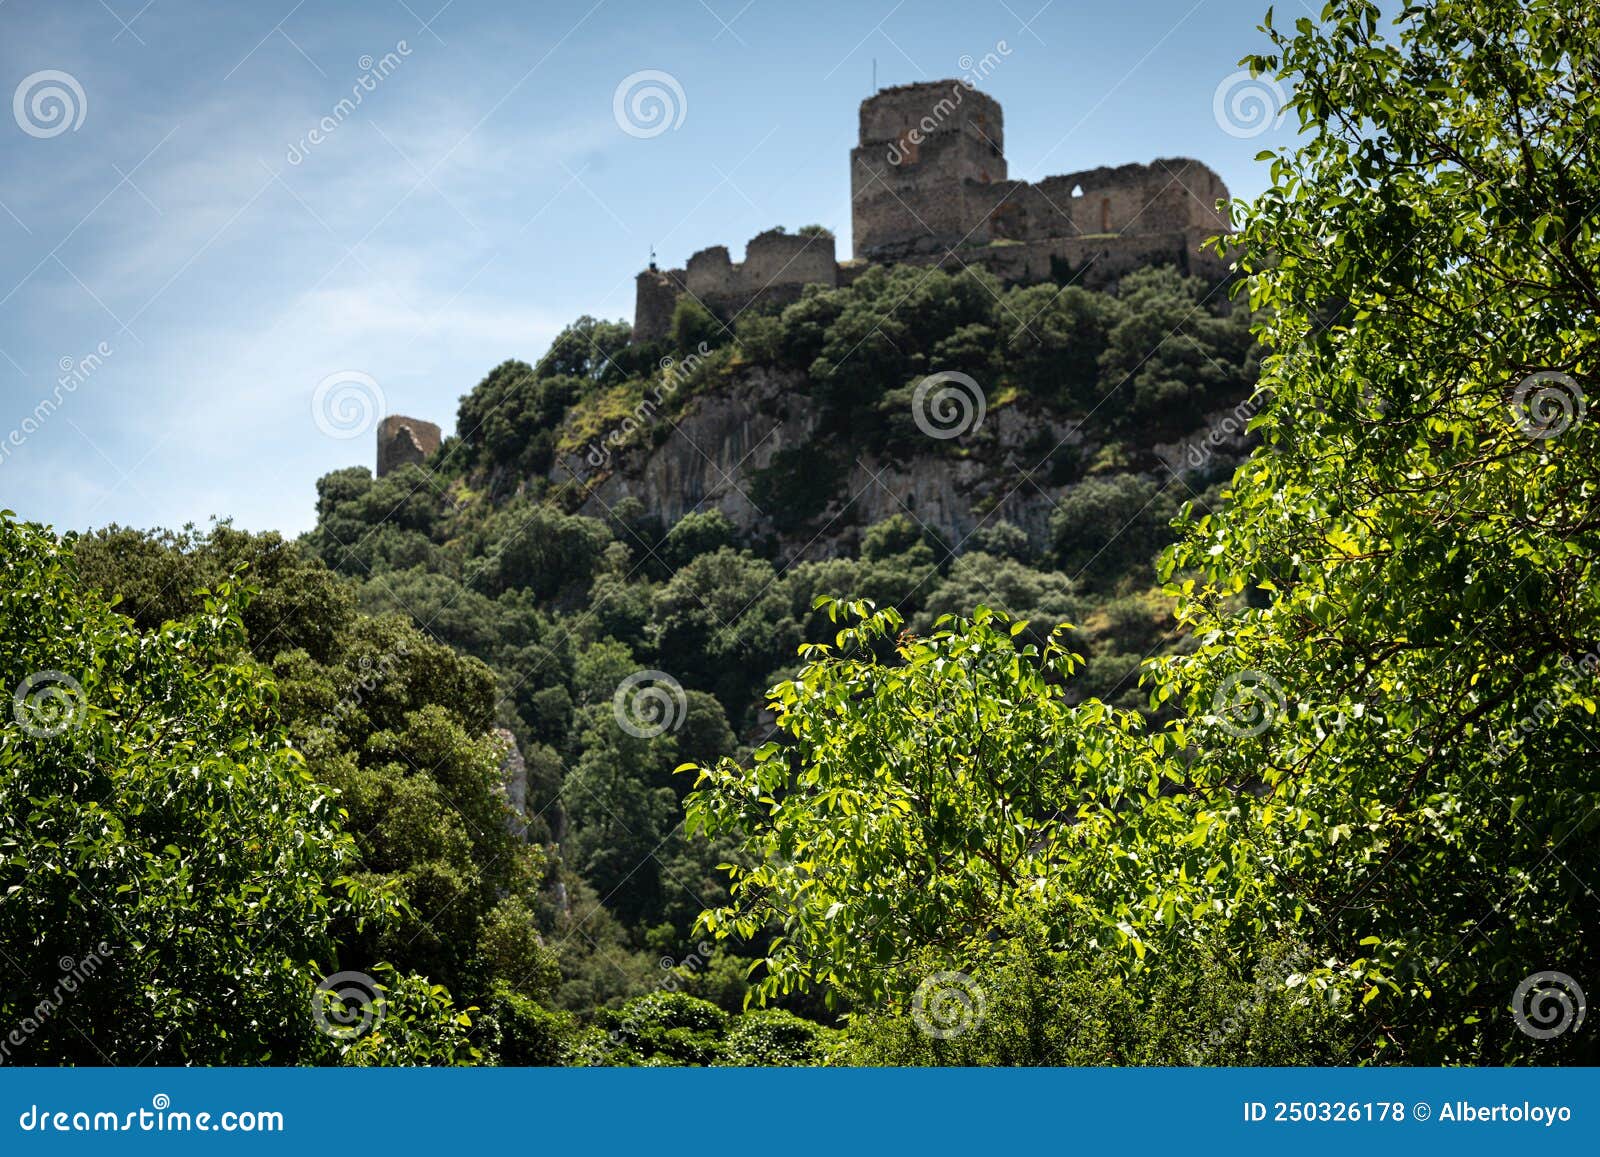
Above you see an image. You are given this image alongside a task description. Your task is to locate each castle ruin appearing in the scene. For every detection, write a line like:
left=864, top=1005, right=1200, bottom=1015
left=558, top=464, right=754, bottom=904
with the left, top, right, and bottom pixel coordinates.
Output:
left=633, top=79, right=1231, bottom=343
left=633, top=227, right=842, bottom=349
left=376, top=414, right=442, bottom=477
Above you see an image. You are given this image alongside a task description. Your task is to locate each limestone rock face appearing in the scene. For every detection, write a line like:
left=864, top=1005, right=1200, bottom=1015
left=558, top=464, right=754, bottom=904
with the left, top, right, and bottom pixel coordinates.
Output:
left=566, top=366, right=817, bottom=531
left=830, top=402, right=1082, bottom=552
left=1149, top=397, right=1261, bottom=481
left=494, top=727, right=529, bottom=840
left=554, top=367, right=1253, bottom=561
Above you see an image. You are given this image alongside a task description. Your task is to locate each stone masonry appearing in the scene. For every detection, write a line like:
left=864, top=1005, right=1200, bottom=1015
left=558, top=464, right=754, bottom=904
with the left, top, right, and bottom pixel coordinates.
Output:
left=376, top=414, right=442, bottom=477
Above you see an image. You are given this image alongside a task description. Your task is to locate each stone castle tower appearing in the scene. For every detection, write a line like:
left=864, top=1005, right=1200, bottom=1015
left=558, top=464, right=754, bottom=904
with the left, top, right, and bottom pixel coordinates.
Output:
left=850, top=81, right=1009, bottom=260
left=633, top=80, right=1232, bottom=343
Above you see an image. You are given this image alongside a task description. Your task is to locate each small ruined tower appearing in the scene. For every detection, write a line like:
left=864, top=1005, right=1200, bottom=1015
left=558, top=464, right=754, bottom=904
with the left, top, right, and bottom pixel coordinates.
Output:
left=376, top=415, right=442, bottom=477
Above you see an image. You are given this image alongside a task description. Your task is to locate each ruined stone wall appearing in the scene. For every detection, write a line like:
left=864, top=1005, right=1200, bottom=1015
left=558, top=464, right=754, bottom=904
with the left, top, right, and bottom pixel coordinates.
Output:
left=684, top=245, right=740, bottom=302
left=961, top=159, right=1230, bottom=249
left=1044, top=159, right=1230, bottom=238
left=743, top=229, right=837, bottom=288
left=633, top=230, right=841, bottom=336
left=915, top=227, right=1232, bottom=291
left=376, top=415, right=442, bottom=477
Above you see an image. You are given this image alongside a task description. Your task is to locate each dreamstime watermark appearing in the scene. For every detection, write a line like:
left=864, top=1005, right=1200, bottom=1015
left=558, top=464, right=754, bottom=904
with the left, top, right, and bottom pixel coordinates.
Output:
left=1488, top=646, right=1600, bottom=764
left=1511, top=970, right=1586, bottom=1041
left=1212, top=69, right=1288, bottom=139
left=911, top=971, right=985, bottom=1039
left=317, top=642, right=410, bottom=732
left=613, top=70, right=686, bottom=138
left=581, top=342, right=712, bottom=472
left=1508, top=370, right=1586, bottom=440
left=1211, top=669, right=1286, bottom=739
left=0, top=341, right=113, bottom=468
left=957, top=42, right=1012, bottom=89
left=286, top=42, right=412, bottom=164
left=911, top=371, right=986, bottom=440
left=1184, top=947, right=1310, bottom=1065
left=0, top=944, right=112, bottom=1064
left=13, top=70, right=86, bottom=138
left=653, top=943, right=715, bottom=989
left=1182, top=394, right=1262, bottom=472
left=885, top=43, right=1012, bottom=166
left=17, top=1095, right=283, bottom=1134
left=312, top=370, right=385, bottom=439
left=613, top=670, right=688, bottom=739
left=310, top=970, right=385, bottom=1042
left=11, top=670, right=85, bottom=739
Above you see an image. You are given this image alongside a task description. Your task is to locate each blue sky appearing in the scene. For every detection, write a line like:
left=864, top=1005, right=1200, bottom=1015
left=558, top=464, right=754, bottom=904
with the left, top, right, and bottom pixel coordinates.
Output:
left=0, top=0, right=1297, bottom=536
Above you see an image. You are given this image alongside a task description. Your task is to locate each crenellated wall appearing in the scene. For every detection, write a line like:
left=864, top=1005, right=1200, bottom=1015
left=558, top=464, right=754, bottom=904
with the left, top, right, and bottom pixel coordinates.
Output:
left=633, top=229, right=838, bottom=343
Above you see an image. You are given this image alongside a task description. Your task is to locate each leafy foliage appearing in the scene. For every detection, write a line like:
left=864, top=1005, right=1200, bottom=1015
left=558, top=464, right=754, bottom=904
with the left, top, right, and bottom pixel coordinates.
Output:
left=0, top=514, right=459, bottom=1063
left=1147, top=0, right=1600, bottom=1062
left=842, top=919, right=1350, bottom=1066
left=683, top=601, right=1172, bottom=1007
left=65, top=522, right=563, bottom=1063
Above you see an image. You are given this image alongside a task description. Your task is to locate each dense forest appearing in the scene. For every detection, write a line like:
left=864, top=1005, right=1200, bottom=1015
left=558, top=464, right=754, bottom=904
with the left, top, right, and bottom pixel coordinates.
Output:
left=2, top=0, right=1596, bottom=1066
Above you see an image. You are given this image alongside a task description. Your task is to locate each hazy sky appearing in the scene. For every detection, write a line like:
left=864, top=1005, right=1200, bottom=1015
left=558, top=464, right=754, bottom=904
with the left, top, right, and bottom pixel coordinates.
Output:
left=0, top=0, right=1298, bottom=536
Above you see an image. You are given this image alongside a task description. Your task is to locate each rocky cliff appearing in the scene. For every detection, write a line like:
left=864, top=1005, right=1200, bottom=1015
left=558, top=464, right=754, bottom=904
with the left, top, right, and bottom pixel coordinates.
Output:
left=553, top=364, right=1257, bottom=560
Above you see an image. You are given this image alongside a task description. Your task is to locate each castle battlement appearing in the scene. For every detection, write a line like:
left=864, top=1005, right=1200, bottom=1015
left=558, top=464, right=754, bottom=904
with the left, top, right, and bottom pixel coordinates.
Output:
left=635, top=228, right=841, bottom=346
left=633, top=80, right=1232, bottom=343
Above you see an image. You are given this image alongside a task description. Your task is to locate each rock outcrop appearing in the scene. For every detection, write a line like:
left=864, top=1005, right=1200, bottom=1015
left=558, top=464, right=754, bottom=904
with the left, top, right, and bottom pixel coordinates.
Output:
left=556, top=366, right=1255, bottom=560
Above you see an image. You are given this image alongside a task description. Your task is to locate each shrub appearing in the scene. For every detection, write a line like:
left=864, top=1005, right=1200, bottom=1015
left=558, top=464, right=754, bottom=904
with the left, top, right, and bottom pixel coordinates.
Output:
left=594, top=991, right=730, bottom=1066
left=477, top=986, right=576, bottom=1066
left=720, top=1009, right=834, bottom=1066
left=840, top=920, right=1351, bottom=1066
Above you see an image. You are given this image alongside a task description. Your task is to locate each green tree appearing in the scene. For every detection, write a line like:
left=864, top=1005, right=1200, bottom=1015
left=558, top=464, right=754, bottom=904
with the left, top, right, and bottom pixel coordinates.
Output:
left=0, top=514, right=458, bottom=1063
left=1154, top=0, right=1600, bottom=1062
left=682, top=601, right=1166, bottom=1007
left=1049, top=473, right=1180, bottom=590
left=649, top=548, right=800, bottom=710
left=671, top=297, right=727, bottom=354
left=841, top=918, right=1347, bottom=1066
left=919, top=551, right=1081, bottom=650
left=1096, top=267, right=1254, bottom=436
left=71, top=521, right=566, bottom=1062
left=75, top=522, right=356, bottom=664
left=1000, top=283, right=1118, bottom=409
left=660, top=509, right=737, bottom=571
